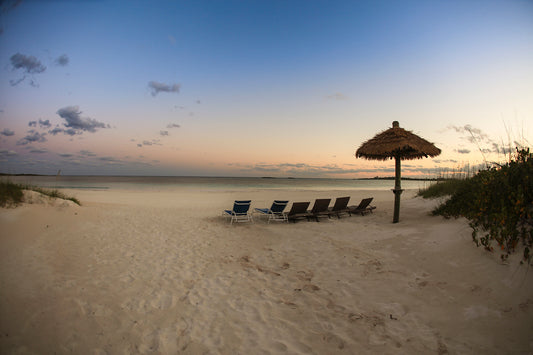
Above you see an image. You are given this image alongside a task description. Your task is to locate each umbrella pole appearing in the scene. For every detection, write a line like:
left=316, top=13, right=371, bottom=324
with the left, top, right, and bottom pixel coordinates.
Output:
left=393, top=156, right=403, bottom=223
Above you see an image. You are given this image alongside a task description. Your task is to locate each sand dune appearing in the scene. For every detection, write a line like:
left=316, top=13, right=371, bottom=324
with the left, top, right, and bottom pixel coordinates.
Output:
left=1, top=188, right=532, bottom=354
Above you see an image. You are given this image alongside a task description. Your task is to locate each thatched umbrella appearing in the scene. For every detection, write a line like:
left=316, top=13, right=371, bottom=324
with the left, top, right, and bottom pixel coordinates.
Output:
left=356, top=121, right=441, bottom=223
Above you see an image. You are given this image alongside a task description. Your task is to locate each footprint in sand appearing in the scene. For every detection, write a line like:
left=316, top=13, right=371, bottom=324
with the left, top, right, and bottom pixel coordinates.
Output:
left=348, top=312, right=364, bottom=322
left=296, top=270, right=314, bottom=281
left=470, top=284, right=482, bottom=292
left=280, top=299, right=298, bottom=309
left=322, top=332, right=345, bottom=350
left=417, top=279, right=428, bottom=287
left=150, top=292, right=174, bottom=310
left=138, top=330, right=159, bottom=353
left=239, top=256, right=280, bottom=276
left=326, top=300, right=346, bottom=313
left=361, top=259, right=384, bottom=276
left=408, top=273, right=431, bottom=288
left=303, top=284, right=320, bottom=292
left=437, top=339, right=449, bottom=355
left=519, top=299, right=532, bottom=311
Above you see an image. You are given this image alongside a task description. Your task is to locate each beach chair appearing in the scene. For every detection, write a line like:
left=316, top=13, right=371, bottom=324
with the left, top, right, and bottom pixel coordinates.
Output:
left=285, top=202, right=311, bottom=223
left=327, top=196, right=351, bottom=219
left=254, top=200, right=289, bottom=223
left=308, top=198, right=332, bottom=222
left=348, top=198, right=376, bottom=216
left=223, top=200, right=253, bottom=224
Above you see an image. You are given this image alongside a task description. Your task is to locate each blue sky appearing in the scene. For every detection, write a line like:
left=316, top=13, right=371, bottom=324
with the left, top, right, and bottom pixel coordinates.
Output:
left=0, top=0, right=532, bottom=177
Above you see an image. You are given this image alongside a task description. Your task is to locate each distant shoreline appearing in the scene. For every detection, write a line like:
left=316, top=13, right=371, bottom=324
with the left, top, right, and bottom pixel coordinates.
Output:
left=355, top=176, right=442, bottom=181
left=1, top=173, right=441, bottom=181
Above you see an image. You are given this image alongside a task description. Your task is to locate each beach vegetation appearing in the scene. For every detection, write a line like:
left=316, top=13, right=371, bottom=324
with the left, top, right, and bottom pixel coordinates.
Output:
left=417, top=179, right=467, bottom=198
left=0, top=180, right=25, bottom=207
left=428, top=148, right=532, bottom=264
left=0, top=180, right=81, bottom=207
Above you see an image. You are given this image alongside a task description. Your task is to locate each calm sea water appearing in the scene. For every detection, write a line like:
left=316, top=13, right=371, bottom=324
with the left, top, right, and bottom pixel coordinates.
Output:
left=6, top=175, right=432, bottom=192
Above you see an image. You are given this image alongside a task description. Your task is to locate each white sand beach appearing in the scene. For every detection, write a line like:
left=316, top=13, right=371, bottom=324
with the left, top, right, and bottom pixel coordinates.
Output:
left=1, top=187, right=532, bottom=354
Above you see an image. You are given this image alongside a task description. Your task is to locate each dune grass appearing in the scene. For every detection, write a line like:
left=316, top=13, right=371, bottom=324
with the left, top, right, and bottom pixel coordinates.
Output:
left=0, top=180, right=81, bottom=207
left=0, top=181, right=25, bottom=207
left=417, top=179, right=467, bottom=198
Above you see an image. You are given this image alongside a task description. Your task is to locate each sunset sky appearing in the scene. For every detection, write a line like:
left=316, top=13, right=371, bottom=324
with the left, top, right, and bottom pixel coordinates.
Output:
left=1, top=0, right=532, bottom=177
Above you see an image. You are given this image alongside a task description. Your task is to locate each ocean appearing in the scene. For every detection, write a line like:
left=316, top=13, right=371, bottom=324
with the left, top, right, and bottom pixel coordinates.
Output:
left=5, top=175, right=433, bottom=192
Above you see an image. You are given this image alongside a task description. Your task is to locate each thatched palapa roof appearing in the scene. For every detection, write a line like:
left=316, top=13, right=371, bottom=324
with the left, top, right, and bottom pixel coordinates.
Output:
left=356, top=121, right=441, bottom=161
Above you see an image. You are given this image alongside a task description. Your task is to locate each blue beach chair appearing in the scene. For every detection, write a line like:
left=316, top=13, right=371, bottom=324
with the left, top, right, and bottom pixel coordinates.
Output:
left=223, top=200, right=253, bottom=224
left=254, top=200, right=289, bottom=223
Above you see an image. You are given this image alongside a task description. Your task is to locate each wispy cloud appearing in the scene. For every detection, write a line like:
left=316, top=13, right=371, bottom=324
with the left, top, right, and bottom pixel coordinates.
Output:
left=29, top=148, right=48, bottom=154
left=10, top=53, right=46, bottom=74
left=79, top=150, right=97, bottom=157
left=236, top=162, right=359, bottom=176
left=9, top=53, right=46, bottom=86
left=99, top=156, right=123, bottom=164
left=448, top=124, right=490, bottom=143
left=326, top=92, right=348, bottom=101
left=447, top=124, right=514, bottom=156
left=160, top=130, right=169, bottom=136
left=232, top=161, right=444, bottom=177
left=167, top=123, right=180, bottom=129
left=17, top=130, right=47, bottom=145
left=0, top=128, right=15, bottom=136
left=148, top=81, right=180, bottom=96
left=55, top=54, right=69, bottom=66
left=48, top=127, right=64, bottom=135
left=9, top=77, right=25, bottom=86
left=29, top=119, right=52, bottom=129
left=137, top=138, right=162, bottom=147
left=55, top=106, right=110, bottom=134
left=1, top=0, right=22, bottom=14
left=433, top=159, right=458, bottom=164
left=0, top=149, right=17, bottom=156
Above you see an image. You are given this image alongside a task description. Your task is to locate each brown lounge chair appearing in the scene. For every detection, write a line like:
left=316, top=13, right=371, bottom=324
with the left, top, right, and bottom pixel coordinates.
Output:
left=283, top=202, right=310, bottom=222
left=327, top=196, right=351, bottom=218
left=348, top=198, right=376, bottom=216
left=285, top=202, right=311, bottom=222
left=308, top=198, right=332, bottom=222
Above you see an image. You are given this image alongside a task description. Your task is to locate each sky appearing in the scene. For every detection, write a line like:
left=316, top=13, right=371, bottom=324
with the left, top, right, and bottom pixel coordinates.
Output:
left=0, top=0, right=532, bottom=178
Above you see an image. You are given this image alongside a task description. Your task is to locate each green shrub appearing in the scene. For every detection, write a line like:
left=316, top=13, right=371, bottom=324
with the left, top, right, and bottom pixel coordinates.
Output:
left=431, top=149, right=533, bottom=264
